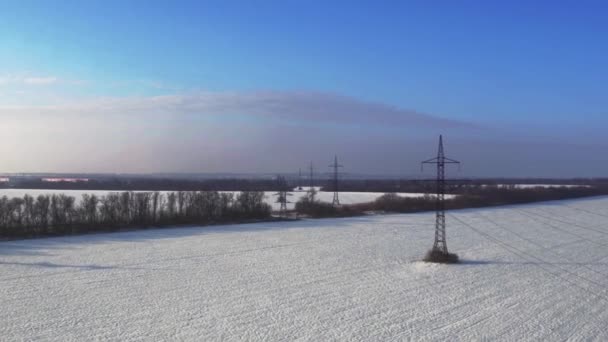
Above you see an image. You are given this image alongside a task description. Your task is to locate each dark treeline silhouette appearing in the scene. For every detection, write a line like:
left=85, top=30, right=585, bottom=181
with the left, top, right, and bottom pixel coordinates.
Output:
left=298, top=184, right=608, bottom=218
left=6, top=176, right=608, bottom=193
left=0, top=191, right=270, bottom=239
left=359, top=184, right=608, bottom=214
left=3, top=184, right=608, bottom=238
left=322, top=178, right=608, bottom=193
left=295, top=199, right=361, bottom=218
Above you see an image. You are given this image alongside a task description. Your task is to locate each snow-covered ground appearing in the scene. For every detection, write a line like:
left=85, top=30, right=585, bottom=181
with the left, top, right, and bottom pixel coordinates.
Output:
left=0, top=188, right=451, bottom=211
left=2, top=197, right=608, bottom=340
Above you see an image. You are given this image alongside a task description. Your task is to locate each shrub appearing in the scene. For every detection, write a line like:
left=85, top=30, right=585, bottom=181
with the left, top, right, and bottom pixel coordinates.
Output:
left=295, top=196, right=363, bottom=218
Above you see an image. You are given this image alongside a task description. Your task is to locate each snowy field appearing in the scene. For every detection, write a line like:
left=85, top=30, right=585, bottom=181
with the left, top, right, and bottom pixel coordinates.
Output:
left=2, top=197, right=608, bottom=340
left=490, top=184, right=590, bottom=189
left=0, top=188, right=450, bottom=211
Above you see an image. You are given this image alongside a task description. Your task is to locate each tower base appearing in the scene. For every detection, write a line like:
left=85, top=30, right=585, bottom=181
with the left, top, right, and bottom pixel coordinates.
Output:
left=423, top=249, right=459, bottom=264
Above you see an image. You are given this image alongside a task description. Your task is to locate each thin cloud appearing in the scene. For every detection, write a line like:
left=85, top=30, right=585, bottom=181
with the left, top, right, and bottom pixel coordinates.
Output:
left=0, top=90, right=475, bottom=129
left=0, top=90, right=485, bottom=174
left=0, top=75, right=60, bottom=86
left=23, top=77, right=58, bottom=85
left=0, top=90, right=604, bottom=176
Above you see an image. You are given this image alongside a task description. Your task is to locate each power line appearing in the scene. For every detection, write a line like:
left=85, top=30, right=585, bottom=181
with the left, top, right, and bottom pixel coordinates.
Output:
left=515, top=209, right=608, bottom=246
left=450, top=213, right=608, bottom=303
left=475, top=211, right=608, bottom=280
left=564, top=204, right=608, bottom=219
left=521, top=207, right=608, bottom=236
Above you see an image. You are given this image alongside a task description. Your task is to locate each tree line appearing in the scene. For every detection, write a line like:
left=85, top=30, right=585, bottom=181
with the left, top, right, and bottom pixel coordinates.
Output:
left=2, top=184, right=607, bottom=238
left=363, top=184, right=608, bottom=213
left=296, top=184, right=608, bottom=217
left=323, top=178, right=608, bottom=194
left=0, top=191, right=270, bottom=239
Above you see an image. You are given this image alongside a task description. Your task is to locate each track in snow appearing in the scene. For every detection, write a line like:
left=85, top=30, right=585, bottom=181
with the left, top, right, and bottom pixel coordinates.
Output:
left=1, top=197, right=608, bottom=341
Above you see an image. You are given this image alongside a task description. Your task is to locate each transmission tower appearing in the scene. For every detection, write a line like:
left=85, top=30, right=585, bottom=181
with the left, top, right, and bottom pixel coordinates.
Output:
left=273, top=175, right=292, bottom=217
left=297, top=168, right=303, bottom=190
left=328, top=155, right=343, bottom=206
left=309, top=161, right=314, bottom=189
left=306, top=161, right=317, bottom=202
left=422, top=135, right=460, bottom=255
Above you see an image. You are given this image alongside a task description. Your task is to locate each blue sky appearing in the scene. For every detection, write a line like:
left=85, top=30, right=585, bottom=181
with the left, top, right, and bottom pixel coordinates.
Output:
left=0, top=1, right=607, bottom=176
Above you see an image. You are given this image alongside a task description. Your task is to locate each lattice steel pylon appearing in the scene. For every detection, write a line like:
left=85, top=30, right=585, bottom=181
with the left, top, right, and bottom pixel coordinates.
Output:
left=305, top=162, right=317, bottom=202
left=273, top=175, right=292, bottom=217
left=297, top=168, right=303, bottom=190
left=309, top=162, right=314, bottom=189
left=422, top=135, right=460, bottom=254
left=328, top=155, right=343, bottom=206
left=308, top=162, right=315, bottom=191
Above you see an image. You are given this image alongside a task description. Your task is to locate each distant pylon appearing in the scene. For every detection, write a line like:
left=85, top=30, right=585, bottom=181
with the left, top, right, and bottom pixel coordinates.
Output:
left=273, top=175, right=291, bottom=217
left=297, top=168, right=303, bottom=190
left=309, top=162, right=314, bottom=189
left=422, top=135, right=460, bottom=254
left=306, top=162, right=317, bottom=202
left=328, top=155, right=343, bottom=206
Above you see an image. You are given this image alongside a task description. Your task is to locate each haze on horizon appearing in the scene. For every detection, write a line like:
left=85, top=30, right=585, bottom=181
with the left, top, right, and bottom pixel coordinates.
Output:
left=1, top=1, right=607, bottom=178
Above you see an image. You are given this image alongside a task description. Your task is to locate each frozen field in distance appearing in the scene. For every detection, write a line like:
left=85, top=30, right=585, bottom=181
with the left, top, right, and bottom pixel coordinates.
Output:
left=0, top=188, right=452, bottom=211
left=491, top=184, right=590, bottom=189
left=2, top=196, right=608, bottom=340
